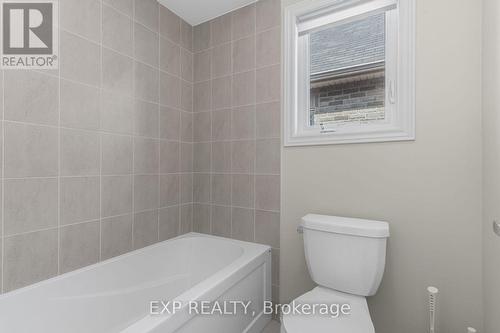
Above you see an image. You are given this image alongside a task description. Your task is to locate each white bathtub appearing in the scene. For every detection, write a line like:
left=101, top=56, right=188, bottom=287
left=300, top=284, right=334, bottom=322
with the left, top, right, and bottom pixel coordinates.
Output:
left=0, top=233, right=272, bottom=333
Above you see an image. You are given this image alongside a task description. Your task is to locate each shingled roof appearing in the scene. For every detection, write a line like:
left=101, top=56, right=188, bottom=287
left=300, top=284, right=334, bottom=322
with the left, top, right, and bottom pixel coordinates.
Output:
left=310, top=13, right=386, bottom=76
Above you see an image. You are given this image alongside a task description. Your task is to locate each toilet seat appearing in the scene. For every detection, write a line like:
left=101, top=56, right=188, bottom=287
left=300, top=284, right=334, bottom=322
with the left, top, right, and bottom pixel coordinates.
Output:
left=281, top=287, right=375, bottom=333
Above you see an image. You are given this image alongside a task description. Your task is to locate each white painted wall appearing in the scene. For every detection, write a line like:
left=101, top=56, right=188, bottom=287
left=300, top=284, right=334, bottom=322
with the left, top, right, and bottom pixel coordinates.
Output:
left=280, top=0, right=484, bottom=332
left=482, top=0, right=500, bottom=331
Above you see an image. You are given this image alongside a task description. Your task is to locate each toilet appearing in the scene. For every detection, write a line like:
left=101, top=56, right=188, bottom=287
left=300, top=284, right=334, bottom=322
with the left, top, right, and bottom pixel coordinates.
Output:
left=281, top=214, right=390, bottom=333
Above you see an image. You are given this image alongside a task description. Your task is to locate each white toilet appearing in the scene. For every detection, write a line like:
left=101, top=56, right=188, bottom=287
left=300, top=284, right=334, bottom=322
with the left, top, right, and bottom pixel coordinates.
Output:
left=281, top=214, right=390, bottom=333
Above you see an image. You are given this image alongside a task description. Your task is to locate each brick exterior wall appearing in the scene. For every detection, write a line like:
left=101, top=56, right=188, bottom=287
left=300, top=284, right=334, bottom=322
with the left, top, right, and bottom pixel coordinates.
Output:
left=310, top=76, right=385, bottom=125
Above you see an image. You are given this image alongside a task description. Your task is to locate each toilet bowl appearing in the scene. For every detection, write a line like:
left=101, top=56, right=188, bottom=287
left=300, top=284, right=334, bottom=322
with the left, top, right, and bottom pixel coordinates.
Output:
left=281, top=214, right=389, bottom=332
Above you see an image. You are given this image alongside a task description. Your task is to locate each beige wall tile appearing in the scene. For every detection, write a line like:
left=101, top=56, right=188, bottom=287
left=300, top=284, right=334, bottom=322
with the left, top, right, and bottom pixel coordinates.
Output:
left=4, top=230, right=58, bottom=292
left=256, top=27, right=281, bottom=68
left=255, top=210, right=280, bottom=248
left=193, top=112, right=212, bottom=142
left=212, top=174, right=231, bottom=205
left=211, top=14, right=232, bottom=46
left=4, top=122, right=58, bottom=178
left=232, top=174, right=254, bottom=208
left=212, top=109, right=232, bottom=141
left=256, top=0, right=281, bottom=32
left=232, top=4, right=256, bottom=40
left=104, top=0, right=133, bottom=17
left=61, top=0, right=101, bottom=43
left=193, top=204, right=211, bottom=233
left=159, top=206, right=180, bottom=240
left=135, top=61, right=159, bottom=103
left=102, top=4, right=133, bottom=56
left=212, top=43, right=232, bottom=78
left=194, top=81, right=212, bottom=112
left=255, top=175, right=280, bottom=211
left=101, top=134, right=133, bottom=175
left=160, top=6, right=180, bottom=43
left=211, top=206, right=231, bottom=237
left=61, top=79, right=100, bottom=130
left=256, top=102, right=280, bottom=138
left=60, top=221, right=100, bottom=273
left=160, top=37, right=181, bottom=76
left=134, top=138, right=159, bottom=174
left=232, top=106, right=256, bottom=140
left=256, top=65, right=281, bottom=103
left=231, top=207, right=254, bottom=242
left=61, top=31, right=101, bottom=87
left=193, top=142, right=211, bottom=173
left=181, top=48, right=194, bottom=82
left=194, top=50, right=212, bottom=82
left=180, top=204, right=193, bottom=233
left=180, top=173, right=193, bottom=204
left=102, top=48, right=134, bottom=96
left=134, top=175, right=159, bottom=211
left=160, top=141, right=180, bottom=173
left=194, top=22, right=211, bottom=52
left=101, top=92, right=134, bottom=135
left=101, top=175, right=133, bottom=217
left=180, top=20, right=193, bottom=51
left=231, top=140, right=256, bottom=173
left=134, top=0, right=159, bottom=32
left=101, top=214, right=133, bottom=260
left=194, top=173, right=211, bottom=203
left=134, top=23, right=159, bottom=68
left=232, top=71, right=255, bottom=106
left=60, top=177, right=100, bottom=226
left=4, top=179, right=58, bottom=236
left=160, top=107, right=180, bottom=140
left=4, top=71, right=59, bottom=126
left=61, top=129, right=100, bottom=176
left=256, top=138, right=280, bottom=174
left=212, top=76, right=232, bottom=110
left=233, top=36, right=256, bottom=73
left=134, top=100, right=159, bottom=138
left=134, top=210, right=159, bottom=249
left=160, top=174, right=180, bottom=207
left=212, top=141, right=231, bottom=173
left=160, top=72, right=181, bottom=108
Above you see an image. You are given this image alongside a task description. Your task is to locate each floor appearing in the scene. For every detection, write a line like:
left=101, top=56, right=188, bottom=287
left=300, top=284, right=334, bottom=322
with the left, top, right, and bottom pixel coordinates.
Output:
left=262, top=320, right=281, bottom=333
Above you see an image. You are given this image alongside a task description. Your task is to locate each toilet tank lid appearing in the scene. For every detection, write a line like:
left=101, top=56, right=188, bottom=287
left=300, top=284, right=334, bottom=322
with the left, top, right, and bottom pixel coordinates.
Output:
left=301, top=214, right=390, bottom=238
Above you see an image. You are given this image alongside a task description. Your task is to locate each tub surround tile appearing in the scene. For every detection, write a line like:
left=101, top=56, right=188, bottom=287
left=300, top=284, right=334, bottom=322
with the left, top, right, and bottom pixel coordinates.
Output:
left=4, top=70, right=59, bottom=126
left=255, top=175, right=280, bottom=211
left=256, top=102, right=281, bottom=139
left=212, top=43, right=232, bottom=78
left=180, top=20, right=193, bottom=51
left=101, top=214, right=134, bottom=260
left=212, top=174, right=231, bottom=206
left=61, top=79, right=100, bottom=130
left=60, top=221, right=100, bottom=273
left=159, top=206, right=180, bottom=240
left=194, top=22, right=211, bottom=52
left=231, top=208, right=254, bottom=242
left=102, top=4, right=134, bottom=57
left=4, top=229, right=58, bottom=292
left=212, top=141, right=231, bottom=173
left=134, top=23, right=159, bottom=68
left=180, top=204, right=193, bottom=234
left=101, top=175, right=133, bottom=217
left=160, top=38, right=181, bottom=76
left=193, top=203, right=211, bottom=234
left=61, top=31, right=101, bottom=87
left=134, top=100, right=160, bottom=138
left=4, top=178, right=58, bottom=236
left=255, top=210, right=280, bottom=249
left=232, top=4, right=256, bottom=40
left=101, top=134, right=133, bottom=175
left=102, top=48, right=134, bottom=96
left=193, top=142, right=211, bottom=173
left=61, top=0, right=101, bottom=43
left=0, top=1, right=194, bottom=295
left=134, top=175, right=160, bottom=211
left=4, top=122, right=58, bottom=178
left=160, top=6, right=180, bottom=43
left=101, top=92, right=134, bottom=135
left=134, top=210, right=159, bottom=249
left=134, top=0, right=159, bottom=33
left=60, top=177, right=100, bottom=226
left=60, top=129, right=100, bottom=177
left=256, top=27, right=281, bottom=68
left=104, top=0, right=133, bottom=17
left=211, top=206, right=231, bottom=238
left=256, top=0, right=281, bottom=32
left=211, top=14, right=232, bottom=46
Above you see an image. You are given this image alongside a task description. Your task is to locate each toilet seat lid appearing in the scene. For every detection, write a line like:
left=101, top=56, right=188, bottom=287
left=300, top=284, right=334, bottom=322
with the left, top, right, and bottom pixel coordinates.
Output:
left=281, top=287, right=375, bottom=333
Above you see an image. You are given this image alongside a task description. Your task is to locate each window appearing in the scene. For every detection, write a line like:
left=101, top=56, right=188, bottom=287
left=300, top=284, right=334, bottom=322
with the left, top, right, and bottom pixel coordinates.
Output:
left=284, top=0, right=415, bottom=146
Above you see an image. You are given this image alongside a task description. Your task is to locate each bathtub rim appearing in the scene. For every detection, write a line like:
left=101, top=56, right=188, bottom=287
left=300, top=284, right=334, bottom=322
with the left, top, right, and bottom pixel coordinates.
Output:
left=0, top=232, right=270, bottom=300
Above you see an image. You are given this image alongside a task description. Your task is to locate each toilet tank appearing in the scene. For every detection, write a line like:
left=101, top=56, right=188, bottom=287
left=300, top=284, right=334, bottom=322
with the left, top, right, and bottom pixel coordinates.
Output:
left=301, top=214, right=390, bottom=297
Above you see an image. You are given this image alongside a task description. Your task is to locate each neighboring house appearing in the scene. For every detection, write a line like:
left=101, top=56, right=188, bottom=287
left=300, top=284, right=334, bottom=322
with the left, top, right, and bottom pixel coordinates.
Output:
left=309, top=13, right=386, bottom=126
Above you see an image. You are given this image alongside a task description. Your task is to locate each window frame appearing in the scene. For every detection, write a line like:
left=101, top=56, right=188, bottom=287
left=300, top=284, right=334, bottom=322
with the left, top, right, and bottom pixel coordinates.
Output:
left=283, top=0, right=416, bottom=146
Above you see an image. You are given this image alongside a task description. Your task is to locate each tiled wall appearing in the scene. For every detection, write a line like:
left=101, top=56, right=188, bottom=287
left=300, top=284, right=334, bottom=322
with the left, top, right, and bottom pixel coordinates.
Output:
left=191, top=0, right=281, bottom=303
left=0, top=0, right=194, bottom=293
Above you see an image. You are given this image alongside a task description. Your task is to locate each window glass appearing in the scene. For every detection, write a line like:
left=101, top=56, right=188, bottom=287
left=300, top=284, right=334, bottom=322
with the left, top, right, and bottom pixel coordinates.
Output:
left=309, top=13, right=386, bottom=127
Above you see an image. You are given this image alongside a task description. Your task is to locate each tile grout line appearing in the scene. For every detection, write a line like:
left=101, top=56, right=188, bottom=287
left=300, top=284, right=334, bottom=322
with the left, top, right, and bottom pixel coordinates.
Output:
left=98, top=0, right=103, bottom=261
left=56, top=0, right=62, bottom=277
left=253, top=3, right=257, bottom=243
left=1, top=68, right=4, bottom=293
left=131, top=0, right=136, bottom=251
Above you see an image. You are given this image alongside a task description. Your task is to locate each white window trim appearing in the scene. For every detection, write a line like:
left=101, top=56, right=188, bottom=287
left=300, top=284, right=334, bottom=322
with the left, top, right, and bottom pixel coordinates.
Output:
left=283, top=0, right=416, bottom=146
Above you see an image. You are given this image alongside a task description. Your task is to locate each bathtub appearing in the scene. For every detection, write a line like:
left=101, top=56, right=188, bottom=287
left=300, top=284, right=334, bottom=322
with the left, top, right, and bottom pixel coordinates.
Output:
left=0, top=233, right=272, bottom=333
